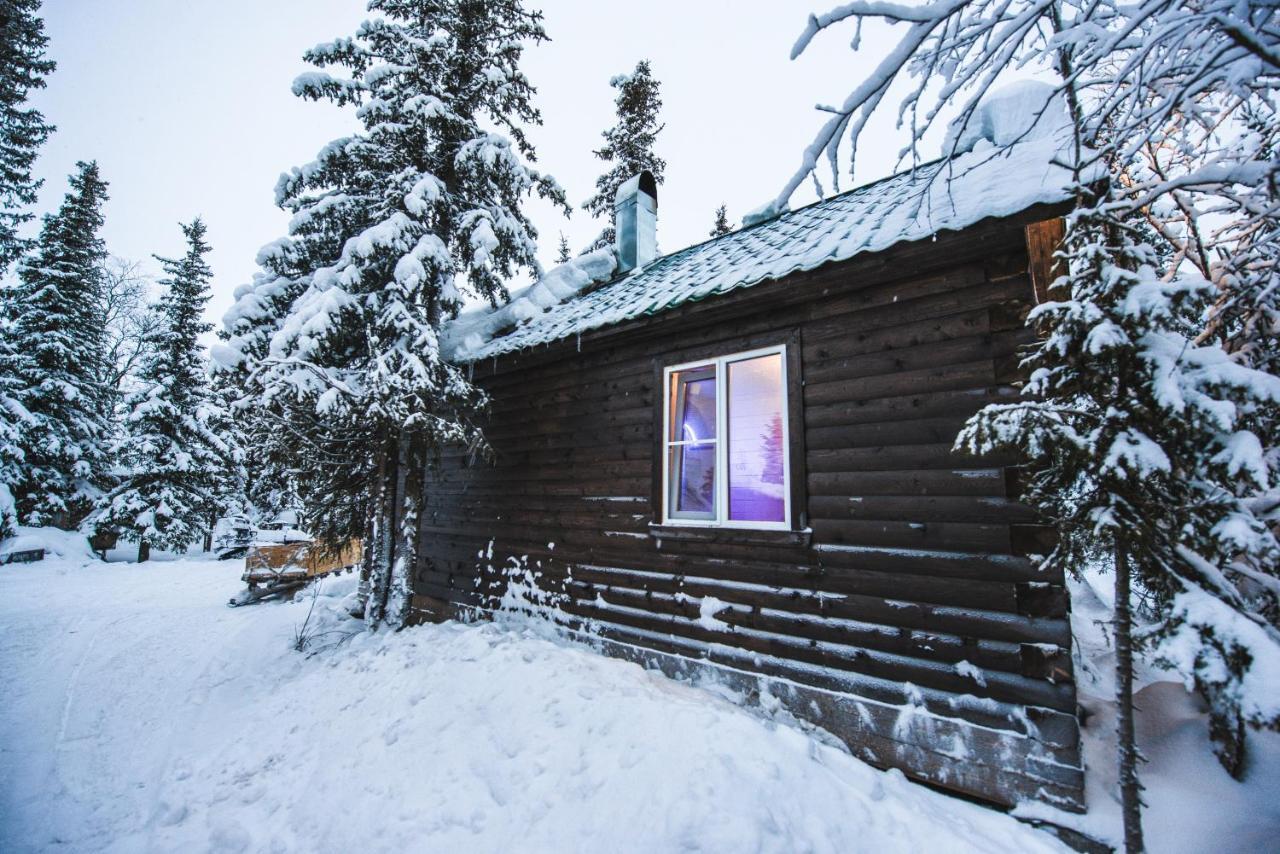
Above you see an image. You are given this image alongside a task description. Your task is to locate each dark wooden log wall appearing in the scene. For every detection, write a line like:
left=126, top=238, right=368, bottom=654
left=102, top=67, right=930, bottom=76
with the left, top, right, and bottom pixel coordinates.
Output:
left=412, top=204, right=1084, bottom=811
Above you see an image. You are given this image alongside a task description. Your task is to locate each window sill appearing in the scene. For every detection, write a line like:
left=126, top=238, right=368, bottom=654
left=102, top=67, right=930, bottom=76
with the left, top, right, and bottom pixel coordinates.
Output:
left=648, top=523, right=812, bottom=548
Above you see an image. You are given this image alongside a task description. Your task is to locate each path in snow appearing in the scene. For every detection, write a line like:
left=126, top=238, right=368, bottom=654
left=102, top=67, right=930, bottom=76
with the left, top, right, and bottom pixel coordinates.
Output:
left=0, top=552, right=1069, bottom=853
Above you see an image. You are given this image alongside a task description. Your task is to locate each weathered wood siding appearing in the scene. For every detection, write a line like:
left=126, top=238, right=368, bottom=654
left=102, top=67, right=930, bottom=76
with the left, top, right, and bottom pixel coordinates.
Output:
left=412, top=205, right=1083, bottom=810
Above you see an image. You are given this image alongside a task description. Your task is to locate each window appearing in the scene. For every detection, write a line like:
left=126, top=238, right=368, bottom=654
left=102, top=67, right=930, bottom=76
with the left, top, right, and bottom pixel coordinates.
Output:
left=662, top=346, right=790, bottom=529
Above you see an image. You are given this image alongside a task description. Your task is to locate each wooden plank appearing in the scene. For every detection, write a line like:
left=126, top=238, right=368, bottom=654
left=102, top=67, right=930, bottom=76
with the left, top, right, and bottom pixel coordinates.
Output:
left=808, top=494, right=1037, bottom=524
left=802, top=327, right=1032, bottom=387
left=806, top=442, right=1017, bottom=473
left=807, top=468, right=1008, bottom=497
left=804, top=385, right=1019, bottom=430
left=1025, top=217, right=1067, bottom=303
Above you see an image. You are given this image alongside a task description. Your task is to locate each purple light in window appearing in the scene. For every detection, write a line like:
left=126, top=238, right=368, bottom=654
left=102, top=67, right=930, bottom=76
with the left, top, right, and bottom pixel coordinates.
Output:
left=668, top=366, right=717, bottom=518
left=675, top=375, right=716, bottom=442
left=673, top=445, right=715, bottom=514
left=727, top=354, right=785, bottom=523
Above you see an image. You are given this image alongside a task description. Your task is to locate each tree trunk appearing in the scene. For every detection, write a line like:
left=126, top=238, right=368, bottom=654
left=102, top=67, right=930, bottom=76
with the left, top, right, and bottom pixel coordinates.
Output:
left=353, top=500, right=377, bottom=618
left=137, top=539, right=150, bottom=563
left=367, top=442, right=403, bottom=627
left=364, top=446, right=392, bottom=626
left=1114, top=539, right=1146, bottom=854
left=202, top=513, right=215, bottom=552
left=385, top=434, right=421, bottom=629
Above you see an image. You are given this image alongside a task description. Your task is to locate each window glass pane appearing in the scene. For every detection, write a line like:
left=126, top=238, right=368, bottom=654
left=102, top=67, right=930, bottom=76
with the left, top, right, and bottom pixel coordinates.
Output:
left=727, top=354, right=786, bottom=523
left=669, top=445, right=715, bottom=516
left=669, top=365, right=717, bottom=443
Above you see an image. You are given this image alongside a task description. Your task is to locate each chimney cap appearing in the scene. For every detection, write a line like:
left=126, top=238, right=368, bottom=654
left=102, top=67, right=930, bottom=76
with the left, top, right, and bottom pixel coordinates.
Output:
left=614, top=170, right=658, bottom=209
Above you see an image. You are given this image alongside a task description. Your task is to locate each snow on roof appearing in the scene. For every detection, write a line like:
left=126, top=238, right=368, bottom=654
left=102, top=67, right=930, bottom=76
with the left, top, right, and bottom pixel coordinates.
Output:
left=447, top=95, right=1084, bottom=363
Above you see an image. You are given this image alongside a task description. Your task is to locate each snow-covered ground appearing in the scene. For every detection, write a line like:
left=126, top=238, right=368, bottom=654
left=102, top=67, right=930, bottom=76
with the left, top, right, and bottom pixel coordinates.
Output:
left=0, top=542, right=1066, bottom=853
left=0, top=538, right=1275, bottom=853
left=1018, top=566, right=1280, bottom=852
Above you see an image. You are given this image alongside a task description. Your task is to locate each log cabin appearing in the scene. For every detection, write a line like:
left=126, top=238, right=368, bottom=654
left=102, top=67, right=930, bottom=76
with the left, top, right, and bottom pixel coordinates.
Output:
left=412, top=139, right=1084, bottom=811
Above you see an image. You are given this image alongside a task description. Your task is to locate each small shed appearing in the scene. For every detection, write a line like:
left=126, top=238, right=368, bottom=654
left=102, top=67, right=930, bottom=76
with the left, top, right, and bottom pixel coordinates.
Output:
left=414, top=138, right=1083, bottom=811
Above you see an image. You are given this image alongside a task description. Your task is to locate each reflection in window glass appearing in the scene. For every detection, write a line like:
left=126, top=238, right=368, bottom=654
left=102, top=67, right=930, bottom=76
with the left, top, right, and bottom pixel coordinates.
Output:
left=670, top=445, right=715, bottom=514
left=727, top=354, right=785, bottom=522
left=663, top=348, right=789, bottom=528
left=669, top=366, right=716, bottom=442
left=667, top=365, right=716, bottom=519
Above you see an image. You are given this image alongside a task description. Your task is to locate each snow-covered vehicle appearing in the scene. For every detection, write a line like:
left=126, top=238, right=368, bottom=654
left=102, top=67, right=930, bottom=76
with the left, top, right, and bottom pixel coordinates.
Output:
left=212, top=510, right=309, bottom=560
left=229, top=536, right=362, bottom=607
left=211, top=515, right=257, bottom=560
left=252, top=511, right=310, bottom=545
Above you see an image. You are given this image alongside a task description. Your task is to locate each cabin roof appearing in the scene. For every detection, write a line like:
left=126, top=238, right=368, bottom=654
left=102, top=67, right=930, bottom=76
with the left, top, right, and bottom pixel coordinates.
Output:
left=444, top=133, right=1084, bottom=363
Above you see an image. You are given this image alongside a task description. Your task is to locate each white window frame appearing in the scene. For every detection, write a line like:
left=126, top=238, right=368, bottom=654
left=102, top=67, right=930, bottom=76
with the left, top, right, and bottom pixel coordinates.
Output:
left=661, top=344, right=791, bottom=531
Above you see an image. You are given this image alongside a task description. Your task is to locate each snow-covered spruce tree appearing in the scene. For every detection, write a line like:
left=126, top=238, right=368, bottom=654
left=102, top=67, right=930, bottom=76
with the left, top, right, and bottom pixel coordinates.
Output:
left=0, top=0, right=56, bottom=523
left=0, top=333, right=30, bottom=538
left=958, top=185, right=1280, bottom=848
left=216, top=0, right=566, bottom=628
left=555, top=231, right=571, bottom=264
left=205, top=353, right=251, bottom=522
left=5, top=161, right=112, bottom=528
left=782, top=5, right=1280, bottom=850
left=581, top=59, right=664, bottom=252
left=95, top=219, right=233, bottom=561
left=0, top=0, right=56, bottom=277
left=710, top=204, right=732, bottom=238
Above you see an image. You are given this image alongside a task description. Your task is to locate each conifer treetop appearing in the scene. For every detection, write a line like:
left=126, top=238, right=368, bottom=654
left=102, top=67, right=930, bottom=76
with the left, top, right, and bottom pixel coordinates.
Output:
left=0, top=0, right=57, bottom=276
left=216, top=0, right=564, bottom=572
left=582, top=59, right=665, bottom=252
left=222, top=0, right=567, bottom=437
left=710, top=204, right=732, bottom=238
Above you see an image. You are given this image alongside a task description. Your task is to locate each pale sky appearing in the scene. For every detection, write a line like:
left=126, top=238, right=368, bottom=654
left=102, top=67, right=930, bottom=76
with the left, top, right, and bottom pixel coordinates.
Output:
left=28, top=1, right=924, bottom=329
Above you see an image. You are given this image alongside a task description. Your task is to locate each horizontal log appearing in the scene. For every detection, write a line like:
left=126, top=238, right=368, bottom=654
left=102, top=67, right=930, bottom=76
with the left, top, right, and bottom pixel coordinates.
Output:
left=803, top=279, right=1030, bottom=347
left=806, top=443, right=1017, bottom=473
left=806, top=468, right=1008, bottom=497
left=802, top=327, right=1032, bottom=388
left=557, top=588, right=1075, bottom=713
left=805, top=415, right=971, bottom=452
left=808, top=494, right=1036, bottom=524
left=805, top=385, right=1020, bottom=430
left=812, top=518, right=1011, bottom=553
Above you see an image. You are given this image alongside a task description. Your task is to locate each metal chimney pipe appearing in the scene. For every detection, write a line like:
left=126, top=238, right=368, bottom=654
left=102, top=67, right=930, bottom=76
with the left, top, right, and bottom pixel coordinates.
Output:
left=614, top=170, right=658, bottom=273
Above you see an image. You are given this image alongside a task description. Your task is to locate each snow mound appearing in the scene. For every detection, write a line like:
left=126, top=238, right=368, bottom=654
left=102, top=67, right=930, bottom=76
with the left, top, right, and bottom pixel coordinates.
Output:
left=1, top=525, right=95, bottom=562
left=442, top=247, right=617, bottom=360
left=944, top=80, right=1070, bottom=156
left=1014, top=569, right=1280, bottom=851
left=742, top=198, right=789, bottom=228
left=1, top=555, right=1069, bottom=853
